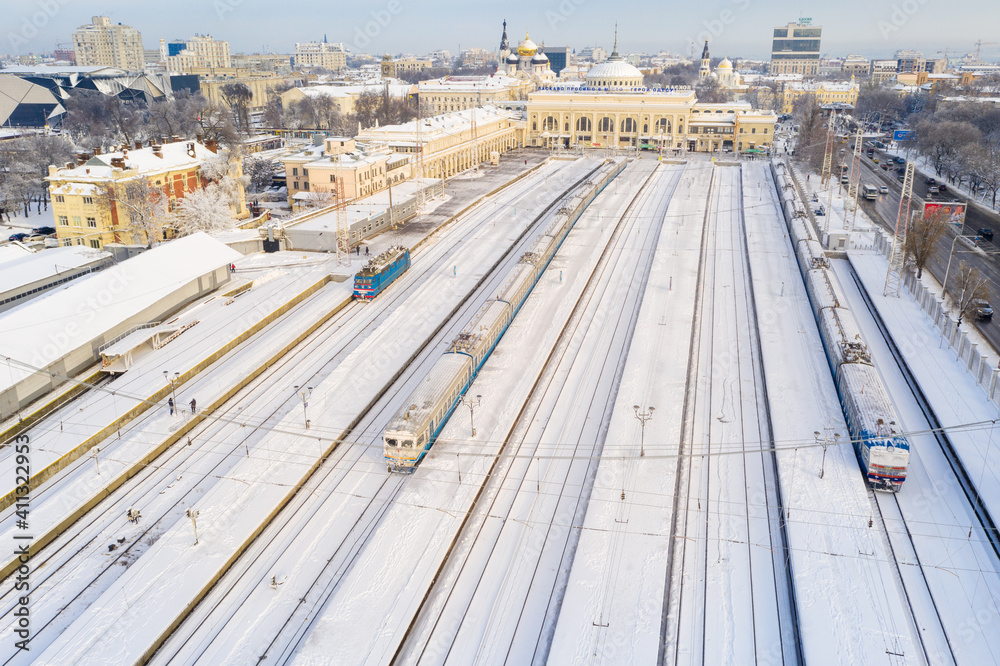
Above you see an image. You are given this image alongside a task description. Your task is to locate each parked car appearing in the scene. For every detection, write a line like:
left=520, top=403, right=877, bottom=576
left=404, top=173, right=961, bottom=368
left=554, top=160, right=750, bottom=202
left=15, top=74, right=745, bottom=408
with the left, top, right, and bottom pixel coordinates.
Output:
left=881, top=162, right=890, bottom=170
left=927, top=177, right=937, bottom=185
left=897, top=173, right=906, bottom=181
left=979, top=227, right=995, bottom=241
left=872, top=156, right=880, bottom=163
left=7, top=232, right=28, bottom=242
left=879, top=185, right=889, bottom=194
left=32, top=226, right=56, bottom=236
left=895, top=156, right=905, bottom=164
left=973, top=300, right=994, bottom=321
left=937, top=183, right=947, bottom=192
left=928, top=185, right=940, bottom=194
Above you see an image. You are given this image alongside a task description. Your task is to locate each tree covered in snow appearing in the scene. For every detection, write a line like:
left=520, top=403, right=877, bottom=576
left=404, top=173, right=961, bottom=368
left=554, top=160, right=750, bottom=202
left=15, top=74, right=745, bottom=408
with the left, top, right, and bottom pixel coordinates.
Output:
left=174, top=182, right=236, bottom=234
left=244, top=156, right=274, bottom=193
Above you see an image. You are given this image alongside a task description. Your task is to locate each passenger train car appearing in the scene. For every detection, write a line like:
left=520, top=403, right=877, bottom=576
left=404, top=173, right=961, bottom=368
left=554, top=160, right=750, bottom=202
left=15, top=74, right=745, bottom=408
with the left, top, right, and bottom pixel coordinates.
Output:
left=383, top=159, right=625, bottom=472
left=772, top=161, right=909, bottom=491
left=353, top=246, right=410, bottom=300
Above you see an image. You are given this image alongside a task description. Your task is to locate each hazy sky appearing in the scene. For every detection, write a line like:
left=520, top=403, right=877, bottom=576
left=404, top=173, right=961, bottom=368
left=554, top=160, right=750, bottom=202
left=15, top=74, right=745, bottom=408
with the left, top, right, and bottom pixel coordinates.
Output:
left=3, top=0, right=998, bottom=61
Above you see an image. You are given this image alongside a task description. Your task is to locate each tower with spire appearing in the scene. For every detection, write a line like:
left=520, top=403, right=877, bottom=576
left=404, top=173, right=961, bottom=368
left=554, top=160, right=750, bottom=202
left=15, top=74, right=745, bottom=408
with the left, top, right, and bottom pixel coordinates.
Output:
left=497, top=19, right=511, bottom=68
left=699, top=40, right=711, bottom=79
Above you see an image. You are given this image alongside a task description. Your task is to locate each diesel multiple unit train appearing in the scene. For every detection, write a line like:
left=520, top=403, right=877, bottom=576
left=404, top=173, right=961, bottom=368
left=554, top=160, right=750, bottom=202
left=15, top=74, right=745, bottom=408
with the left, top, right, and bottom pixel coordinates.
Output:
left=353, top=246, right=411, bottom=300
left=772, top=161, right=910, bottom=491
left=383, top=159, right=625, bottom=472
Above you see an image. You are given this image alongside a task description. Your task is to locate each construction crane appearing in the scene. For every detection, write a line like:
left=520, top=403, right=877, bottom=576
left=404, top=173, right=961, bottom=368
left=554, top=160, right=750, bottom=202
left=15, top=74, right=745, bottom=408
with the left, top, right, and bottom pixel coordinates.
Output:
left=975, top=40, right=998, bottom=63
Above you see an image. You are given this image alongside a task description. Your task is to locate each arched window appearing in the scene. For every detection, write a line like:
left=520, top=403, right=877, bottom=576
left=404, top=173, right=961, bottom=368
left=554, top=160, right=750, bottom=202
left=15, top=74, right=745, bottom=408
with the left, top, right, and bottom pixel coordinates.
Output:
left=621, top=118, right=637, bottom=133
left=542, top=116, right=558, bottom=131
left=576, top=117, right=592, bottom=132
left=655, top=118, right=671, bottom=134
left=597, top=117, right=614, bottom=133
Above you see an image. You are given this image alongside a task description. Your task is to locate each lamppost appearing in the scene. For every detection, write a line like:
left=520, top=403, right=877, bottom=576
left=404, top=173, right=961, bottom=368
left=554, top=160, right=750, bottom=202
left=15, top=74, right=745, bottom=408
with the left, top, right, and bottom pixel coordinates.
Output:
left=460, top=394, right=482, bottom=437
left=163, top=371, right=180, bottom=414
left=633, top=405, right=655, bottom=457
left=293, top=385, right=313, bottom=429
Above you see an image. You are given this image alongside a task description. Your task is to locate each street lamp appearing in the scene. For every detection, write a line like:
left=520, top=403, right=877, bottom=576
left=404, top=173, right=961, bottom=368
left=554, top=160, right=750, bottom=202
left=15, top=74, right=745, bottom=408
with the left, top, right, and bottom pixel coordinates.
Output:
left=633, top=405, right=655, bottom=457
left=163, top=370, right=180, bottom=414
left=293, top=385, right=313, bottom=429
left=460, top=394, right=482, bottom=437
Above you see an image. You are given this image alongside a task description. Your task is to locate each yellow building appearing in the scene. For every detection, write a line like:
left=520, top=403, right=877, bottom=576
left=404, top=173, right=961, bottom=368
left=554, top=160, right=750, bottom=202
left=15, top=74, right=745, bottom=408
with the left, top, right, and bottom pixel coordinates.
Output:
left=282, top=138, right=413, bottom=209
left=280, top=83, right=416, bottom=116
left=356, top=106, right=524, bottom=180
left=780, top=79, right=859, bottom=114
left=194, top=71, right=293, bottom=112
left=523, top=53, right=776, bottom=153
left=380, top=55, right=434, bottom=79
left=294, top=41, right=347, bottom=71
left=48, top=139, right=248, bottom=248
left=72, top=16, right=144, bottom=70
left=417, top=74, right=532, bottom=114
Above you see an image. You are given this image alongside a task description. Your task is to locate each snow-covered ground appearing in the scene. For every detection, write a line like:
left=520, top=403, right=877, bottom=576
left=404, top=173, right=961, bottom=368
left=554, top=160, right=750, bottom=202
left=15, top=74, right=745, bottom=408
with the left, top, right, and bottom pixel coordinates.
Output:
left=29, top=158, right=606, bottom=665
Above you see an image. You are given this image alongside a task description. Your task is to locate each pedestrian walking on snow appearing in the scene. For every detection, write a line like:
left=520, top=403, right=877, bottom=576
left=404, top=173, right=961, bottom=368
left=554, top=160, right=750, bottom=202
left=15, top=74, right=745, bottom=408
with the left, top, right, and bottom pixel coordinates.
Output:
left=190, top=398, right=197, bottom=414
left=167, top=398, right=174, bottom=416
left=365, top=246, right=369, bottom=256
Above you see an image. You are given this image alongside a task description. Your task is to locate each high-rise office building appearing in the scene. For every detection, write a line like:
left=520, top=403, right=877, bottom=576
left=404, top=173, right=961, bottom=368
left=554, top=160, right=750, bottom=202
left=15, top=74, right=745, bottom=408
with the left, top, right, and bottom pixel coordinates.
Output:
left=72, top=16, right=145, bottom=70
left=769, top=19, right=822, bottom=76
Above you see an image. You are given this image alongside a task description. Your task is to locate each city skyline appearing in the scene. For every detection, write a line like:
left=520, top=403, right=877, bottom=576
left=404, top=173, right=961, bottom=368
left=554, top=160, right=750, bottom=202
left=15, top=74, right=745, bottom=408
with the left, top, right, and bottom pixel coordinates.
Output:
left=3, top=0, right=999, bottom=62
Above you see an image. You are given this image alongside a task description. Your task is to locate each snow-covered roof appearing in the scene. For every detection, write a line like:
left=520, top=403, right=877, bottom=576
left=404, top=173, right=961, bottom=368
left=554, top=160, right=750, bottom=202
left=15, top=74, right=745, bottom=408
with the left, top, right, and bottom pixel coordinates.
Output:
left=289, top=178, right=440, bottom=229
left=356, top=106, right=518, bottom=144
left=0, top=242, right=33, bottom=266
left=0, top=232, right=240, bottom=394
left=295, top=83, right=414, bottom=99
left=418, top=74, right=524, bottom=92
left=0, top=245, right=109, bottom=293
left=48, top=140, right=223, bottom=182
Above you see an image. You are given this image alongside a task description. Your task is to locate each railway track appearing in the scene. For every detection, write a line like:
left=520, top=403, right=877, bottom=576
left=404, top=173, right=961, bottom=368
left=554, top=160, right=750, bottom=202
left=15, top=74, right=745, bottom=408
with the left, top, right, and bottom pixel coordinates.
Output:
left=662, top=165, right=796, bottom=664
left=392, top=161, right=678, bottom=666
left=0, top=159, right=595, bottom=662
left=141, top=160, right=612, bottom=665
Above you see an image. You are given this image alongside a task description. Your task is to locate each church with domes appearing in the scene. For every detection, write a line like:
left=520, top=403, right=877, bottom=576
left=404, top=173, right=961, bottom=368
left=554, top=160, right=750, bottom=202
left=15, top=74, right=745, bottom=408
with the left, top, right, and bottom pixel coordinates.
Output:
left=698, top=40, right=744, bottom=92
left=496, top=20, right=557, bottom=84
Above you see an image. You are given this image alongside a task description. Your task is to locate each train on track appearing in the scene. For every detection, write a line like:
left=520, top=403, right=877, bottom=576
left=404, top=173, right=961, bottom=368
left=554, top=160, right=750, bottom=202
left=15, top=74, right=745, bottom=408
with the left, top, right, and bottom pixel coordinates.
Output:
left=353, top=246, right=410, bottom=300
left=772, top=161, right=909, bottom=491
left=383, top=159, right=625, bottom=472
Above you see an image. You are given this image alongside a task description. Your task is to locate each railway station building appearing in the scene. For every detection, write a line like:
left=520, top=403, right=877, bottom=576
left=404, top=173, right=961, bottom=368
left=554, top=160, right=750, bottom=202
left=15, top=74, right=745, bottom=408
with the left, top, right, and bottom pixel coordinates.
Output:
left=523, top=42, right=776, bottom=153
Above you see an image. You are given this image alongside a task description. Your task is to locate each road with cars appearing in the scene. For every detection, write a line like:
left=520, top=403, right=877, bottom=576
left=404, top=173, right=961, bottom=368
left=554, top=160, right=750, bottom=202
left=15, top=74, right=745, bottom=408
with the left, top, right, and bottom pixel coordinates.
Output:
left=855, top=146, right=1000, bottom=352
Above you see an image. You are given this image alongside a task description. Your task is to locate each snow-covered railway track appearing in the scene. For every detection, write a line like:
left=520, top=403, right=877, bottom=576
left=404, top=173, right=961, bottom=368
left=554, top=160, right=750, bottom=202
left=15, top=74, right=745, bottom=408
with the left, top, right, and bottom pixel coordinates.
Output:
left=838, top=260, right=1000, bottom=663
left=391, top=162, right=679, bottom=666
left=663, top=165, right=795, bottom=665
left=0, top=160, right=593, bottom=663
left=138, top=161, right=612, bottom=666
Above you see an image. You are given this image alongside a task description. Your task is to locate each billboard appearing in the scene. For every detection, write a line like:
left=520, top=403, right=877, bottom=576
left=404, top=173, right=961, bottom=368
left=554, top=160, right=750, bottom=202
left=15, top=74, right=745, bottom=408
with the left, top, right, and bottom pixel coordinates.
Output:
left=923, top=201, right=967, bottom=226
left=893, top=129, right=915, bottom=141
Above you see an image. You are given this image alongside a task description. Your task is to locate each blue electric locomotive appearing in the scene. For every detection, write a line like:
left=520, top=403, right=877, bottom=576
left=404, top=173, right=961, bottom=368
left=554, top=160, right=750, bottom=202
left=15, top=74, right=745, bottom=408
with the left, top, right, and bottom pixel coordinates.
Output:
left=353, top=246, right=410, bottom=300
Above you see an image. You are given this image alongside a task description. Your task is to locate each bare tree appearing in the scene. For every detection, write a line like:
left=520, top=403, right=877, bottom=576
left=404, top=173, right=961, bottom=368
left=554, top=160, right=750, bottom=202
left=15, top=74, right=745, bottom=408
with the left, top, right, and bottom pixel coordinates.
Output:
left=694, top=76, right=732, bottom=103
left=915, top=119, right=981, bottom=176
left=192, top=97, right=241, bottom=148
left=904, top=209, right=950, bottom=279
left=954, top=261, right=991, bottom=327
left=148, top=90, right=202, bottom=139
left=219, top=83, right=253, bottom=134
left=94, top=177, right=168, bottom=248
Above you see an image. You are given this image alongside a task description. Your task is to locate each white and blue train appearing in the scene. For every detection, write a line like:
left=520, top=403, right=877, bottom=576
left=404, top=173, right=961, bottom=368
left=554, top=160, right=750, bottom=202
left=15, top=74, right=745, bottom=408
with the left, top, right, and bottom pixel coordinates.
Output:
left=383, top=159, right=625, bottom=472
left=772, top=162, right=909, bottom=491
